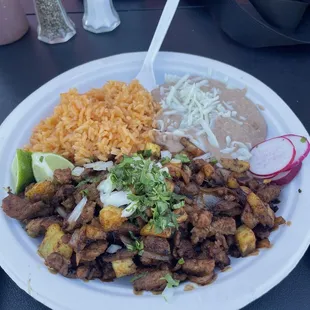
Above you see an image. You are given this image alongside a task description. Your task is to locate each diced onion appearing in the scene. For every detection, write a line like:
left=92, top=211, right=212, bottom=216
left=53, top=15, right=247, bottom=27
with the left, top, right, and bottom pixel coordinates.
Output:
left=160, top=167, right=170, bottom=174
left=106, top=244, right=122, bottom=254
left=161, top=150, right=172, bottom=159
left=56, top=207, right=68, bottom=218
left=84, top=161, right=113, bottom=171
left=97, top=175, right=115, bottom=194
left=71, top=167, right=85, bottom=177
left=100, top=191, right=130, bottom=207
left=156, top=162, right=163, bottom=168
left=121, top=202, right=138, bottom=218
left=67, top=196, right=87, bottom=224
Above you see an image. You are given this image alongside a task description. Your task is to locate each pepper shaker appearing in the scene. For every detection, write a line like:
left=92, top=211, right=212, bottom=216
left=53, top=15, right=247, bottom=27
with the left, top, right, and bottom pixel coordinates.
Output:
left=0, top=0, right=29, bottom=46
left=33, top=0, right=76, bottom=44
left=83, top=0, right=120, bottom=34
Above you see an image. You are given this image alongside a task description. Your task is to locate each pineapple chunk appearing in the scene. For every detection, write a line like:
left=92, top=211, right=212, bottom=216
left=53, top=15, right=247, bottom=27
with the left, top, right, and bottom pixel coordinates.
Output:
left=145, top=143, right=161, bottom=157
left=227, top=176, right=239, bottom=189
left=25, top=181, right=56, bottom=201
left=99, top=206, right=127, bottom=232
left=38, top=224, right=72, bottom=260
left=140, top=223, right=171, bottom=238
left=112, top=258, right=137, bottom=278
left=174, top=208, right=188, bottom=223
left=220, top=158, right=250, bottom=173
left=165, top=180, right=175, bottom=192
left=202, top=164, right=215, bottom=179
left=235, top=225, right=256, bottom=257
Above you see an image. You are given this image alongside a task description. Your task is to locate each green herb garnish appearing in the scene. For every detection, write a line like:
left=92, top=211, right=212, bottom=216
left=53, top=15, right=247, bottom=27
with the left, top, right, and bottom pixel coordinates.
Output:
left=143, top=149, right=152, bottom=157
left=76, top=176, right=101, bottom=188
left=172, top=201, right=185, bottom=210
left=80, top=189, right=89, bottom=197
left=209, top=157, right=218, bottom=165
left=126, top=238, right=144, bottom=255
left=160, top=274, right=180, bottom=288
left=109, top=154, right=184, bottom=232
left=300, top=137, right=307, bottom=143
left=178, top=258, right=185, bottom=265
left=174, top=154, right=190, bottom=163
left=39, top=156, right=44, bottom=163
left=160, top=157, right=171, bottom=165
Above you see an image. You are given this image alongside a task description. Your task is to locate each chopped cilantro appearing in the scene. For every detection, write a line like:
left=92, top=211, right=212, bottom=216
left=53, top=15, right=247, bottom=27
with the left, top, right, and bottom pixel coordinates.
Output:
left=160, top=274, right=180, bottom=288
left=130, top=272, right=147, bottom=282
left=160, top=157, right=171, bottom=165
left=127, top=232, right=144, bottom=255
left=209, top=157, right=218, bottom=164
left=178, top=258, right=185, bottom=265
left=109, top=154, right=184, bottom=232
left=174, top=154, right=190, bottom=163
left=129, top=231, right=137, bottom=240
left=80, top=189, right=89, bottom=197
left=39, top=156, right=44, bottom=163
left=298, top=188, right=302, bottom=193
left=126, top=239, right=144, bottom=255
left=76, top=176, right=101, bottom=188
left=300, top=137, right=307, bottom=143
left=172, top=201, right=185, bottom=210
left=143, top=149, right=152, bottom=157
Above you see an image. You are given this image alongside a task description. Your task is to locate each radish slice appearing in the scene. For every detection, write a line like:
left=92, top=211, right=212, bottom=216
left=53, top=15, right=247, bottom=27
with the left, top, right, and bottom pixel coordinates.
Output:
left=251, top=172, right=277, bottom=180
left=281, top=134, right=310, bottom=168
left=271, top=163, right=302, bottom=185
left=250, top=137, right=296, bottom=176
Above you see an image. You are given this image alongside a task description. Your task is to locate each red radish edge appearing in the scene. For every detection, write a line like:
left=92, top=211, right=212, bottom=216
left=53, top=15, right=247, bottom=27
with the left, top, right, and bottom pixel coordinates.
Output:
left=271, top=163, right=302, bottom=185
left=280, top=134, right=310, bottom=169
left=250, top=172, right=277, bottom=179
left=249, top=137, right=296, bottom=177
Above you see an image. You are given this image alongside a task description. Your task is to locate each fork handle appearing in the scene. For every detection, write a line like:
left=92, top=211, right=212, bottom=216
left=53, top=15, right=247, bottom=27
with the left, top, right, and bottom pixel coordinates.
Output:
left=142, top=0, right=180, bottom=69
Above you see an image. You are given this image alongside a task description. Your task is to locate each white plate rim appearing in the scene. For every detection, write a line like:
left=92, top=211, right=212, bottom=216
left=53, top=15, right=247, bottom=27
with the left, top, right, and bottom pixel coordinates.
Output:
left=0, top=51, right=309, bottom=310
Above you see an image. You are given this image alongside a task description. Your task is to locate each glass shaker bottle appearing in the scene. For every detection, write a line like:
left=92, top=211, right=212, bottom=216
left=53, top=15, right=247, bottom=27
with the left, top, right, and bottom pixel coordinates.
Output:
left=83, top=0, right=120, bottom=34
left=33, top=0, right=76, bottom=44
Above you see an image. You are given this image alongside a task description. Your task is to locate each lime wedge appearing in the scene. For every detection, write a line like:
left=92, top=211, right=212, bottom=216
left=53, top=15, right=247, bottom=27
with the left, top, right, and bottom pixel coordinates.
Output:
left=32, top=152, right=74, bottom=182
left=11, top=149, right=35, bottom=194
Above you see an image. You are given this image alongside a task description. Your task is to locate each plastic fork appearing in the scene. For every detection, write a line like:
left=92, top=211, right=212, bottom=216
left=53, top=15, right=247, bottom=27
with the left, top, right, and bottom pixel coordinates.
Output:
left=135, top=0, right=180, bottom=91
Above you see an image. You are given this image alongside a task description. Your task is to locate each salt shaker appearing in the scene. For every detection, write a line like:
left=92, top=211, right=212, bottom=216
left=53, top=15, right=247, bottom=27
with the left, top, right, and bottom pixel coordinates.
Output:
left=33, top=0, right=76, bottom=44
left=83, top=0, right=120, bottom=34
left=0, top=0, right=29, bottom=46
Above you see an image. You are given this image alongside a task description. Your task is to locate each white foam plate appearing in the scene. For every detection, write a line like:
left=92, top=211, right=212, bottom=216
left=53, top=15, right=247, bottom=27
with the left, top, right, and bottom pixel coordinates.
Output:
left=0, top=52, right=309, bottom=310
